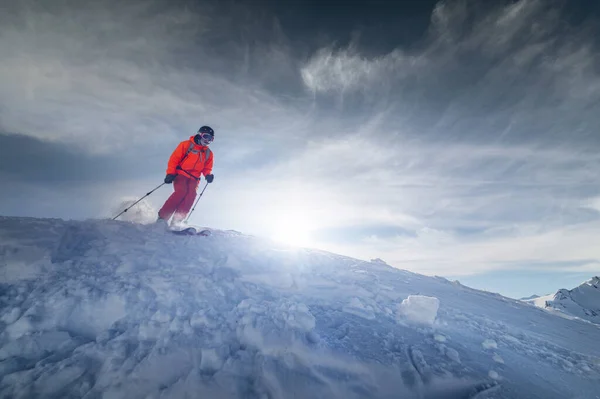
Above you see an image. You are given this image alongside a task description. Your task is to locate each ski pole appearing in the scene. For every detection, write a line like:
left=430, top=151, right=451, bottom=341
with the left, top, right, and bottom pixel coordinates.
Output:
left=185, top=182, right=209, bottom=222
left=112, top=182, right=166, bottom=220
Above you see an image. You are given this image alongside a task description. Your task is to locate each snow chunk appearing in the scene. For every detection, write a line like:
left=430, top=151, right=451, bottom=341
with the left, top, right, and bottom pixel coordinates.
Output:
left=482, top=339, right=498, bottom=349
left=489, top=370, right=500, bottom=380
left=343, top=297, right=376, bottom=320
left=190, top=311, right=213, bottom=329
left=1, top=307, right=22, bottom=324
left=445, top=347, right=461, bottom=363
left=434, top=334, right=447, bottom=342
left=284, top=303, right=316, bottom=331
left=581, top=364, right=592, bottom=372
left=503, top=334, right=521, bottom=345
left=492, top=354, right=505, bottom=364
left=397, top=295, right=439, bottom=327
left=200, top=348, right=224, bottom=374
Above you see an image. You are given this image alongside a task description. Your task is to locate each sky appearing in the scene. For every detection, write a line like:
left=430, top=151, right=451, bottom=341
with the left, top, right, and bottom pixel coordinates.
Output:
left=1, top=0, right=600, bottom=299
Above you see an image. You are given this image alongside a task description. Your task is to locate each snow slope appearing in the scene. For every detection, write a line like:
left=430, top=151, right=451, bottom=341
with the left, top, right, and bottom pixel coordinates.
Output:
left=524, top=277, right=600, bottom=325
left=0, top=216, right=599, bottom=399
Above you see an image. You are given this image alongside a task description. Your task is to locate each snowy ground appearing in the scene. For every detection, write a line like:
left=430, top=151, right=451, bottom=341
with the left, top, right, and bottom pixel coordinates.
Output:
left=0, top=216, right=599, bottom=398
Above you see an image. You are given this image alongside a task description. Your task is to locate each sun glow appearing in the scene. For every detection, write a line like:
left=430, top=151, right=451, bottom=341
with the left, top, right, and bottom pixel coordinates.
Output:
left=270, top=210, right=315, bottom=248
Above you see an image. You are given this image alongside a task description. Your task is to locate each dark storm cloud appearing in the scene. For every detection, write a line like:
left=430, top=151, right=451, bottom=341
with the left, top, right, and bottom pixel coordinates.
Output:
left=255, top=0, right=440, bottom=56
left=301, top=0, right=600, bottom=144
left=0, top=0, right=312, bottom=150
left=0, top=133, right=163, bottom=183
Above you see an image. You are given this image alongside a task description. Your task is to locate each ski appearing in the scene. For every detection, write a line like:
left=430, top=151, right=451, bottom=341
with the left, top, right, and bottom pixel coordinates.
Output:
left=169, top=226, right=212, bottom=236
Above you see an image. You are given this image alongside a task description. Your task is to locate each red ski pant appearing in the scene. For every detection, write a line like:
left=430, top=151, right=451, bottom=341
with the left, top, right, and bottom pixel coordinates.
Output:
left=158, top=175, right=198, bottom=222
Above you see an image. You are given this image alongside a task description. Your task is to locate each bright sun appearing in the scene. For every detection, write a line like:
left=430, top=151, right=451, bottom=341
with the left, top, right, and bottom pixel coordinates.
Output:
left=271, top=211, right=315, bottom=247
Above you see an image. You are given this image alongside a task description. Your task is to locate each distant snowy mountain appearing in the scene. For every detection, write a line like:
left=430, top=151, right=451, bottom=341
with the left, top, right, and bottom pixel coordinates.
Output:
left=1, top=216, right=600, bottom=399
left=519, top=294, right=540, bottom=301
left=523, top=277, right=600, bottom=325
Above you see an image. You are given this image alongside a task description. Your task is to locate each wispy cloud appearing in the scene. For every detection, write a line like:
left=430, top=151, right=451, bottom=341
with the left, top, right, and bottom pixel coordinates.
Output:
left=301, top=47, right=425, bottom=94
left=292, top=0, right=600, bottom=274
left=0, top=0, right=307, bottom=153
left=300, top=0, right=600, bottom=146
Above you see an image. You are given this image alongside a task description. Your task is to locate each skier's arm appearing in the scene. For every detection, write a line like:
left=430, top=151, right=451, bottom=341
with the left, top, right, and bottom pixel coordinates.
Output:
left=166, top=142, right=186, bottom=175
left=201, top=151, right=214, bottom=177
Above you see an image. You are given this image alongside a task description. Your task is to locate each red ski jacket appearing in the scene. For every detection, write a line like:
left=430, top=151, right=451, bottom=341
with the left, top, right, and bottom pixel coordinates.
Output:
left=166, top=136, right=214, bottom=180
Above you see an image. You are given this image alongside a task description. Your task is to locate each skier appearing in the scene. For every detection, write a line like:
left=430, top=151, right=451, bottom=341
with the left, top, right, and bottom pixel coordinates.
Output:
left=157, top=126, right=215, bottom=226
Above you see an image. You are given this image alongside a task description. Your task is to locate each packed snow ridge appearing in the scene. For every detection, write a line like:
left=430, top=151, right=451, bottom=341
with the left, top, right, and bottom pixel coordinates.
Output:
left=1, top=217, right=599, bottom=399
left=523, top=277, right=600, bottom=325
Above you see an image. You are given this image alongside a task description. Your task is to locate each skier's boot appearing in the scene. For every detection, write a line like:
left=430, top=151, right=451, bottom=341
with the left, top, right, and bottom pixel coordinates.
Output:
left=170, top=213, right=187, bottom=230
left=155, top=216, right=169, bottom=229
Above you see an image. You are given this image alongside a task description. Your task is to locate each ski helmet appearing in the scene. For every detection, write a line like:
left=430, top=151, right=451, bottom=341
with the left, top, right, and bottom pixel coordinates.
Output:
left=198, top=126, right=214, bottom=136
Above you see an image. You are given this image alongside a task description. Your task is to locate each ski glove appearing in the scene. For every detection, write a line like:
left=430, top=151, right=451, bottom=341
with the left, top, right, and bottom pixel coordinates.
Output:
left=205, top=174, right=214, bottom=183
left=164, top=174, right=177, bottom=184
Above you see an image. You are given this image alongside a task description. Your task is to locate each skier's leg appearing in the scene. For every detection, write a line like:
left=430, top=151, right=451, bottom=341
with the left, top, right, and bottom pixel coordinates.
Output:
left=181, top=179, right=199, bottom=214
left=172, top=178, right=197, bottom=223
left=158, top=175, right=188, bottom=220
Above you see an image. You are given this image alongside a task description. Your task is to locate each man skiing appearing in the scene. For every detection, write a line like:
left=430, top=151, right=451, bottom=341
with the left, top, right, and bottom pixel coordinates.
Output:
left=158, top=126, right=215, bottom=225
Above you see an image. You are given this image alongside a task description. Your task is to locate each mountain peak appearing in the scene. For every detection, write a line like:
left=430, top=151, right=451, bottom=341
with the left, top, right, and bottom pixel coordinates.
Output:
left=585, top=276, right=600, bottom=287
left=524, top=277, right=600, bottom=325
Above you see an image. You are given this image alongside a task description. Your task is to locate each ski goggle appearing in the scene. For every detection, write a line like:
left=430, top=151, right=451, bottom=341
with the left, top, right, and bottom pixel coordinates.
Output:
left=199, top=133, right=214, bottom=143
